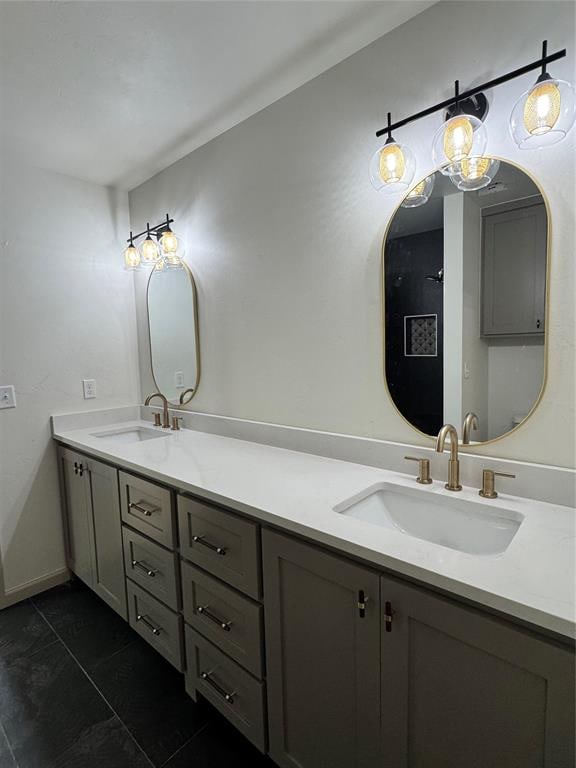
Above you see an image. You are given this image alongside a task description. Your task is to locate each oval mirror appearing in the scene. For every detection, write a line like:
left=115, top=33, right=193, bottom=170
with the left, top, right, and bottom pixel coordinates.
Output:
left=383, top=159, right=548, bottom=445
left=147, top=262, right=200, bottom=405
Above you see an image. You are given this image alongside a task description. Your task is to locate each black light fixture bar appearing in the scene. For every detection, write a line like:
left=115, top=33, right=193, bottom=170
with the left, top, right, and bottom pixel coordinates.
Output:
left=126, top=214, right=174, bottom=244
left=375, top=41, right=566, bottom=137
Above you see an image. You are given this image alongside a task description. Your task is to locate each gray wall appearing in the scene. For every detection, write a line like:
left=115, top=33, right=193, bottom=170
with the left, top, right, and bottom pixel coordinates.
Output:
left=0, top=156, right=140, bottom=603
left=130, top=1, right=575, bottom=468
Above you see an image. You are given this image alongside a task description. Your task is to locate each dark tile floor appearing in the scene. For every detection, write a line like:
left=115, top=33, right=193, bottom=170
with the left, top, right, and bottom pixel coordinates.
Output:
left=0, top=580, right=275, bottom=768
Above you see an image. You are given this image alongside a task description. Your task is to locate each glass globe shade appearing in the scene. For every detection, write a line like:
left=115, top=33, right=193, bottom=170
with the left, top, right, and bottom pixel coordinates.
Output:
left=450, top=157, right=500, bottom=191
left=510, top=76, right=576, bottom=149
left=432, top=114, right=487, bottom=176
left=160, top=229, right=179, bottom=254
left=369, top=141, right=416, bottom=194
left=141, top=235, right=160, bottom=264
left=401, top=174, right=435, bottom=208
left=123, top=244, right=140, bottom=270
left=165, top=249, right=184, bottom=269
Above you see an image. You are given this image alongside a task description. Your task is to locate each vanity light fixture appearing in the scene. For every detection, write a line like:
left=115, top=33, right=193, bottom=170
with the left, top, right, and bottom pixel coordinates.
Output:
left=369, top=113, right=416, bottom=194
left=122, top=214, right=180, bottom=271
left=401, top=174, right=435, bottom=208
left=510, top=41, right=576, bottom=148
left=372, top=40, right=572, bottom=197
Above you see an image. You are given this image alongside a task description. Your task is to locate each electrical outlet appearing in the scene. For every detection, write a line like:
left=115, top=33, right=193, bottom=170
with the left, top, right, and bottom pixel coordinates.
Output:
left=82, top=379, right=96, bottom=399
left=0, top=385, right=16, bottom=409
left=174, top=370, right=184, bottom=389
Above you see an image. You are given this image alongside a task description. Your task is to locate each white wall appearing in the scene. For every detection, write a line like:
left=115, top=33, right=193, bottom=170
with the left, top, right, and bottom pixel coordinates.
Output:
left=0, top=156, right=140, bottom=605
left=130, top=1, right=575, bottom=469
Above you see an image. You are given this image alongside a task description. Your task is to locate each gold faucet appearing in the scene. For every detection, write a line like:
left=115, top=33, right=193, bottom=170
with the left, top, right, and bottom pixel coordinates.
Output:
left=462, top=412, right=479, bottom=445
left=144, top=392, right=170, bottom=429
left=435, top=424, right=462, bottom=491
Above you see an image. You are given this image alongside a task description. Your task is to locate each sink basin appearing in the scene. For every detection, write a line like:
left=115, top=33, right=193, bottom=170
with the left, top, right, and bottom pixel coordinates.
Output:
left=334, top=483, right=523, bottom=555
left=91, top=426, right=169, bottom=445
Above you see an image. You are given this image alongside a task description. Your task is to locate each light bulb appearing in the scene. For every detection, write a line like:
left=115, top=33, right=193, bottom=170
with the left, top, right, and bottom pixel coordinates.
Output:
left=523, top=80, right=561, bottom=135
left=443, top=116, right=473, bottom=162
left=379, top=144, right=405, bottom=184
left=432, top=113, right=487, bottom=176
left=451, top=156, right=500, bottom=191
left=369, top=140, right=415, bottom=194
left=141, top=235, right=160, bottom=264
left=401, top=174, right=435, bottom=208
left=160, top=229, right=179, bottom=254
left=123, top=244, right=140, bottom=270
left=510, top=76, right=575, bottom=149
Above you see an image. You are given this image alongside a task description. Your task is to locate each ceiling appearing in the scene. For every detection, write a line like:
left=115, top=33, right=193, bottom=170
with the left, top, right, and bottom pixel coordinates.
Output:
left=0, top=1, right=433, bottom=190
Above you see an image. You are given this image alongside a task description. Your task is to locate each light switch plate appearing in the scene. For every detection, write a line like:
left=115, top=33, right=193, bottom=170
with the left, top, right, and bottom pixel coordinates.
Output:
left=82, top=379, right=96, bottom=399
left=0, top=385, right=17, bottom=409
left=174, top=370, right=184, bottom=389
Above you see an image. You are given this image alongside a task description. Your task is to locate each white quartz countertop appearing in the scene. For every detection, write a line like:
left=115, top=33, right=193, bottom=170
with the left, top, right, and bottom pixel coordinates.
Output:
left=53, top=418, right=576, bottom=640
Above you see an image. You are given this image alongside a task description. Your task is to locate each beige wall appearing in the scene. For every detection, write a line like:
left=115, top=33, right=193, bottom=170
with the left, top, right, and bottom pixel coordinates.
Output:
left=130, top=1, right=575, bottom=468
left=0, top=157, right=140, bottom=604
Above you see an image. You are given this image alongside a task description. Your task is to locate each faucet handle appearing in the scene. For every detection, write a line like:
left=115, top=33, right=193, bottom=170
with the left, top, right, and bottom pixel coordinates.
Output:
left=479, top=469, right=515, bottom=499
left=404, top=456, right=432, bottom=485
left=171, top=416, right=183, bottom=431
left=152, top=412, right=162, bottom=427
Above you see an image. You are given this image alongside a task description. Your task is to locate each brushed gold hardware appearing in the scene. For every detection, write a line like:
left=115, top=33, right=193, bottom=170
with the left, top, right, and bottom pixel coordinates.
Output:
left=462, top=412, right=479, bottom=445
left=171, top=416, right=183, bottom=431
left=200, top=671, right=236, bottom=704
left=197, top=605, right=232, bottom=632
left=479, top=469, right=516, bottom=499
left=404, top=456, right=432, bottom=484
left=129, top=500, right=158, bottom=517
left=153, top=412, right=162, bottom=427
left=357, top=590, right=368, bottom=618
left=435, top=424, right=462, bottom=491
left=384, top=601, right=394, bottom=632
left=136, top=613, right=162, bottom=636
left=192, top=535, right=227, bottom=556
left=132, top=559, right=159, bottom=578
left=144, top=392, right=170, bottom=428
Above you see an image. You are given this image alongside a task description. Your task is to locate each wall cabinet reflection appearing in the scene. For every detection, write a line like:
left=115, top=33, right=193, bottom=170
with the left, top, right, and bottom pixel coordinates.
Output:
left=383, top=160, right=547, bottom=444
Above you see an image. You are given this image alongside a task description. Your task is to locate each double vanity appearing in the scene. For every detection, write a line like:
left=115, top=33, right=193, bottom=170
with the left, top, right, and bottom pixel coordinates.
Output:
left=52, top=406, right=575, bottom=768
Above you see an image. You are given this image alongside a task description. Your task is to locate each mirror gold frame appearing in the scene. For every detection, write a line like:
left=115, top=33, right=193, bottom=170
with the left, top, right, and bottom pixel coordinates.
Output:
left=380, top=156, right=551, bottom=448
left=146, top=261, right=201, bottom=407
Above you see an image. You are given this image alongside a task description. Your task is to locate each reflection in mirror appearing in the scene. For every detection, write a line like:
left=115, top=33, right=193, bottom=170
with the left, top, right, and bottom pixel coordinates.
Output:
left=147, top=263, right=200, bottom=405
left=383, top=160, right=547, bottom=444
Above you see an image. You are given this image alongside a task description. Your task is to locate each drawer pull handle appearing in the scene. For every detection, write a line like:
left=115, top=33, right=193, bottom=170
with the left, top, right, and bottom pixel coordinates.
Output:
left=200, top=671, right=235, bottom=704
left=197, top=605, right=232, bottom=632
left=132, top=559, right=159, bottom=578
left=192, top=535, right=227, bottom=556
left=136, top=614, right=162, bottom=636
left=129, top=501, right=157, bottom=517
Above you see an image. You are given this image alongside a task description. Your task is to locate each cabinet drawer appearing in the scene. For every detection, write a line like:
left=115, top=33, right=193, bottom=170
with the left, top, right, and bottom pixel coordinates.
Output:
left=127, top=581, right=183, bottom=671
left=178, top=496, right=261, bottom=599
left=181, top=561, right=263, bottom=678
left=185, top=626, right=266, bottom=752
left=123, top=527, right=179, bottom=611
left=120, top=471, right=175, bottom=548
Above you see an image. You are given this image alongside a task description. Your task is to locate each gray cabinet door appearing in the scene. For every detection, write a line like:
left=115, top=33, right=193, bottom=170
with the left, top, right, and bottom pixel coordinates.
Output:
left=87, top=458, right=127, bottom=619
left=263, top=529, right=381, bottom=768
left=381, top=576, right=575, bottom=768
left=482, top=201, right=547, bottom=336
left=58, top=447, right=94, bottom=588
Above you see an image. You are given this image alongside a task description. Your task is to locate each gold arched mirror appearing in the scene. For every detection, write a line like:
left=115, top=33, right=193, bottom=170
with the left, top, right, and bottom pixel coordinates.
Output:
left=382, top=158, right=549, bottom=445
left=147, top=262, right=200, bottom=405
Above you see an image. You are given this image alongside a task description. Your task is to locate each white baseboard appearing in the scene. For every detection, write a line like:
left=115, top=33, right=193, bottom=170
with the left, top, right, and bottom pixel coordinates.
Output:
left=0, top=568, right=70, bottom=610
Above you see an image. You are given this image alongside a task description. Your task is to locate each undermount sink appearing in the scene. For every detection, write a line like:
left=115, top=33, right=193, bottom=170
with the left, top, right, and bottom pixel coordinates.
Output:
left=334, top=483, right=524, bottom=555
left=91, top=426, right=169, bottom=445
